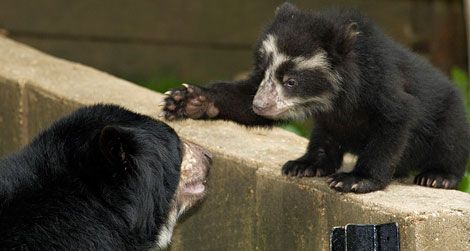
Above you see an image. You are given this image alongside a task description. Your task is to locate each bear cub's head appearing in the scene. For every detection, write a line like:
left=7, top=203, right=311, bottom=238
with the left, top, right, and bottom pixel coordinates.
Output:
left=252, top=3, right=360, bottom=120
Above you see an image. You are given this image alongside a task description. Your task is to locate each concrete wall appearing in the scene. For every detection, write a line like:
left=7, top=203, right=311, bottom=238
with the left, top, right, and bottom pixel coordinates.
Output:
left=0, top=36, right=469, bottom=250
left=0, top=0, right=466, bottom=83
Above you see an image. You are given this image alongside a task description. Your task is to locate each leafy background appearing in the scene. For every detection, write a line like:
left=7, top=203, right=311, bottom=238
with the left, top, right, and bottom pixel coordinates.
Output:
left=141, top=68, right=470, bottom=193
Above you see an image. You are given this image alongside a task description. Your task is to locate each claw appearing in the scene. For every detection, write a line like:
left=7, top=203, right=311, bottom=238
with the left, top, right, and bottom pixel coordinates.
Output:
left=158, top=101, right=166, bottom=107
left=182, top=83, right=189, bottom=88
left=329, top=181, right=338, bottom=188
left=426, top=178, right=432, bottom=186
left=420, top=178, right=426, bottom=186
left=164, top=91, right=172, bottom=95
left=335, top=182, right=344, bottom=189
left=158, top=111, right=166, bottom=118
left=443, top=180, right=449, bottom=189
left=304, top=168, right=314, bottom=177
left=351, top=183, right=359, bottom=191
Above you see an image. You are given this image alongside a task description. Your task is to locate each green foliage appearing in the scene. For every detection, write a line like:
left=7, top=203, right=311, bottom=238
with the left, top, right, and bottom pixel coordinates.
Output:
left=279, top=121, right=310, bottom=138
left=451, top=67, right=470, bottom=193
left=136, top=75, right=181, bottom=93
left=459, top=171, right=470, bottom=193
left=451, top=67, right=470, bottom=117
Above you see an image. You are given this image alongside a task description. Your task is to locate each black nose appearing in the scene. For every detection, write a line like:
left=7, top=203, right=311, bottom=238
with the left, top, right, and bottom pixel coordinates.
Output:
left=252, top=104, right=267, bottom=113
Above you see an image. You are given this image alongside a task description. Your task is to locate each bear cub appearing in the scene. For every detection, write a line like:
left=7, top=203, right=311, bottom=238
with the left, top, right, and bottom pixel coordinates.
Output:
left=162, top=3, right=470, bottom=193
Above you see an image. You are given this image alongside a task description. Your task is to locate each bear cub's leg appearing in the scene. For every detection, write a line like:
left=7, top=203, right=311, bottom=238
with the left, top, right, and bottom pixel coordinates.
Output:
left=282, top=126, right=343, bottom=177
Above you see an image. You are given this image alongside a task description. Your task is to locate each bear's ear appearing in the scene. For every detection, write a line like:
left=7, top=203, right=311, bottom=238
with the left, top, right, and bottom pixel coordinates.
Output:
left=99, top=125, right=134, bottom=170
left=326, top=22, right=360, bottom=64
left=275, top=2, right=299, bottom=17
left=336, top=22, right=360, bottom=57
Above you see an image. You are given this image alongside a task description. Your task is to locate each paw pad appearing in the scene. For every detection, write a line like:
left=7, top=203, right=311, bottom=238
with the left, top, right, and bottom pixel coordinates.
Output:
left=160, top=83, right=219, bottom=120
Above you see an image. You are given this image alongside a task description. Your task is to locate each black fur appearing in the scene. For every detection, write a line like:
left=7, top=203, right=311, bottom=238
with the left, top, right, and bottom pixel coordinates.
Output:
left=0, top=104, right=182, bottom=249
left=163, top=3, right=470, bottom=193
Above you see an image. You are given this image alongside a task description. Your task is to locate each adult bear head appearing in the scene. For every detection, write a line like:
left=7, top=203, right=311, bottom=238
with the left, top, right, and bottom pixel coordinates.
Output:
left=0, top=104, right=211, bottom=250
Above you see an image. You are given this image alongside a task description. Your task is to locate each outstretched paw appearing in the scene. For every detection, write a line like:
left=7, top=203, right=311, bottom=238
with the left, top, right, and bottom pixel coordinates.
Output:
left=282, top=160, right=333, bottom=177
left=414, top=170, right=459, bottom=189
left=160, top=84, right=219, bottom=120
left=327, top=173, right=383, bottom=193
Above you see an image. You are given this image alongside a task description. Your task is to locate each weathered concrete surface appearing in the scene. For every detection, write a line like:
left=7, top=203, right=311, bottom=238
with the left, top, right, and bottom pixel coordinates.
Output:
left=171, top=157, right=257, bottom=250
left=0, top=36, right=469, bottom=250
left=0, top=78, right=24, bottom=156
left=25, top=86, right=80, bottom=139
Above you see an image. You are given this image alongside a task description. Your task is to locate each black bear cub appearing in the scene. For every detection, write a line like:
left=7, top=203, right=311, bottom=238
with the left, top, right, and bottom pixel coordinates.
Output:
left=0, top=104, right=211, bottom=250
left=162, top=3, right=470, bottom=193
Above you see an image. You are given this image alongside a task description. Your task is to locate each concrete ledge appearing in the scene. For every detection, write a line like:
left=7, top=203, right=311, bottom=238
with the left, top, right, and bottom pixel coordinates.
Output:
left=0, top=36, right=469, bottom=250
left=0, top=77, right=24, bottom=156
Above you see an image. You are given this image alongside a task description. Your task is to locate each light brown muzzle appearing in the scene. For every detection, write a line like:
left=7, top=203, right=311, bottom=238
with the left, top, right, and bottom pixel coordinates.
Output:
left=174, top=140, right=212, bottom=210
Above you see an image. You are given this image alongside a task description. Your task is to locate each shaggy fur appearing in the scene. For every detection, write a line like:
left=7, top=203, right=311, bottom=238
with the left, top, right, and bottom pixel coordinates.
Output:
left=162, top=3, right=470, bottom=193
left=0, top=104, right=203, bottom=249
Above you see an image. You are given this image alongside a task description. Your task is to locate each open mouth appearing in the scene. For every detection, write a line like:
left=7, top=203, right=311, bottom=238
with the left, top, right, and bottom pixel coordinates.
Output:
left=177, top=140, right=211, bottom=203
left=155, top=142, right=211, bottom=249
left=182, top=178, right=207, bottom=195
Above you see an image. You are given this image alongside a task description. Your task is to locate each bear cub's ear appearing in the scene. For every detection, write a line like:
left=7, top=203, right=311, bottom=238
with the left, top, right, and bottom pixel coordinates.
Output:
left=99, top=125, right=134, bottom=171
left=275, top=2, right=299, bottom=17
left=336, top=22, right=360, bottom=57
left=326, top=21, right=360, bottom=65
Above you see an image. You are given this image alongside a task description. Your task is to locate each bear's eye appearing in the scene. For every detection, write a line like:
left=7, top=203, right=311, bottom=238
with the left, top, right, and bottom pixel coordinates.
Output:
left=283, top=78, right=298, bottom=88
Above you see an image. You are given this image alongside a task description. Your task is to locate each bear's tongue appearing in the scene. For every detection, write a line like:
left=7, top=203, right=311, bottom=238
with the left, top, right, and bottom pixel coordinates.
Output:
left=183, top=182, right=205, bottom=195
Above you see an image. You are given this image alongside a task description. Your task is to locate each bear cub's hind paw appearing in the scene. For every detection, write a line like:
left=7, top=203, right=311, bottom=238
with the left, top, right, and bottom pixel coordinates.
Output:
left=414, top=170, right=460, bottom=189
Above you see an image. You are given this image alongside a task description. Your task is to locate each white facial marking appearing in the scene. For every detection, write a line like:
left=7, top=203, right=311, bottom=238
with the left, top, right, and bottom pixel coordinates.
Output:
left=279, top=93, right=334, bottom=120
left=293, top=51, right=329, bottom=70
left=293, top=51, right=342, bottom=88
left=260, top=34, right=341, bottom=85
left=154, top=141, right=209, bottom=249
left=155, top=204, right=187, bottom=249
left=260, top=35, right=288, bottom=78
left=256, top=34, right=339, bottom=119
left=155, top=207, right=178, bottom=249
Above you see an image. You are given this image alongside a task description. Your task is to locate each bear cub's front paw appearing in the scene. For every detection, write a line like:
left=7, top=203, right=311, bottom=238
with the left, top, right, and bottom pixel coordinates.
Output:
left=327, top=173, right=384, bottom=193
left=161, top=84, right=219, bottom=120
left=282, top=159, right=333, bottom=177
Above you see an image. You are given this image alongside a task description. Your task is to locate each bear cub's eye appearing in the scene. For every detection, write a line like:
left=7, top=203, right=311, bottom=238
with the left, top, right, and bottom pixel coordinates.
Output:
left=283, top=78, right=298, bottom=88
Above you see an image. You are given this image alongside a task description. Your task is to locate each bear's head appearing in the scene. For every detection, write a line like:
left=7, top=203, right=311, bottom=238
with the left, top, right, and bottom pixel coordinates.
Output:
left=43, top=104, right=211, bottom=248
